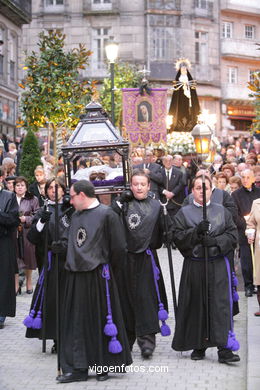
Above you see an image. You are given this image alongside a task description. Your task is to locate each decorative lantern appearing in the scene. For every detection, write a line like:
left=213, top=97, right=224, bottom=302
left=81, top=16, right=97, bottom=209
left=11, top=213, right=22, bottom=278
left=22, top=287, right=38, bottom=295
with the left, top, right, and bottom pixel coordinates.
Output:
left=191, top=123, right=212, bottom=161
left=61, top=101, right=130, bottom=196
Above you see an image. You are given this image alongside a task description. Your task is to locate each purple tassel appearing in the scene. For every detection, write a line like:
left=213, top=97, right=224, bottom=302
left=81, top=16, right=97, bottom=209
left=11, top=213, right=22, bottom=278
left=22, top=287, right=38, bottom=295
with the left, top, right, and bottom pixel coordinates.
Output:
left=225, top=330, right=240, bottom=351
left=23, top=309, right=36, bottom=328
left=146, top=249, right=171, bottom=337
left=102, top=264, right=123, bottom=354
left=158, top=303, right=168, bottom=321
left=108, top=337, right=123, bottom=354
left=32, top=311, right=42, bottom=329
left=161, top=322, right=171, bottom=336
left=232, top=272, right=238, bottom=287
left=104, top=314, right=118, bottom=337
left=232, top=289, right=239, bottom=302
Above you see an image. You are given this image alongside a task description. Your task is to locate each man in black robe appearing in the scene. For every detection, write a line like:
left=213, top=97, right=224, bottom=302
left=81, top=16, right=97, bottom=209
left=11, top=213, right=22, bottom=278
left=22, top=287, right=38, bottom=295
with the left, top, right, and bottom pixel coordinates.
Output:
left=113, top=169, right=170, bottom=359
left=54, top=180, right=132, bottom=384
left=172, top=175, right=240, bottom=364
left=0, top=169, right=20, bottom=329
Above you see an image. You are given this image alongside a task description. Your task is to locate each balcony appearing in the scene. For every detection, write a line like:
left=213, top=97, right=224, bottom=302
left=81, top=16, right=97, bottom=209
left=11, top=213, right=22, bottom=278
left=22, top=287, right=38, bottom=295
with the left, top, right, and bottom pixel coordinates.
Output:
left=83, top=0, right=119, bottom=16
left=221, top=0, right=259, bottom=16
left=221, top=39, right=259, bottom=60
left=222, top=84, right=253, bottom=100
left=0, top=0, right=32, bottom=26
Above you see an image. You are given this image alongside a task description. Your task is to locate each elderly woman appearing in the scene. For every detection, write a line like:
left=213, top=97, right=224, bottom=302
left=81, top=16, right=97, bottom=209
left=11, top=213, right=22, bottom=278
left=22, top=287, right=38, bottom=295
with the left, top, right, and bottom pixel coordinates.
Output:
left=246, top=198, right=260, bottom=316
left=14, top=176, right=39, bottom=293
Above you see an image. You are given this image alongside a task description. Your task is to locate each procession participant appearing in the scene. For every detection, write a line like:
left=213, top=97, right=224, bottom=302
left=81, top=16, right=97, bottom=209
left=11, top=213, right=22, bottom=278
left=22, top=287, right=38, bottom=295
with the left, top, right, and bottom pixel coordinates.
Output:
left=0, top=168, right=20, bottom=329
left=54, top=180, right=132, bottom=384
left=25, top=177, right=70, bottom=353
left=172, top=176, right=240, bottom=363
left=133, top=150, right=163, bottom=199
left=113, top=169, right=171, bottom=359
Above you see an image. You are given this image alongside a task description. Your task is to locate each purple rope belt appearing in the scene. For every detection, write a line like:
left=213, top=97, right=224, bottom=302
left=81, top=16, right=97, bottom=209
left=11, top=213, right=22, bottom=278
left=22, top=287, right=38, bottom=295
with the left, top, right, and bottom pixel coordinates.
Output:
left=146, top=249, right=171, bottom=336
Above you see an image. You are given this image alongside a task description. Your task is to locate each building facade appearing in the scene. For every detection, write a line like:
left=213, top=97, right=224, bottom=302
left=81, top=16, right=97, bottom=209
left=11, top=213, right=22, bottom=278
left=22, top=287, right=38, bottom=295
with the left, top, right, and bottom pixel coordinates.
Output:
left=18, top=0, right=260, bottom=139
left=220, top=0, right=259, bottom=139
left=0, top=0, right=32, bottom=139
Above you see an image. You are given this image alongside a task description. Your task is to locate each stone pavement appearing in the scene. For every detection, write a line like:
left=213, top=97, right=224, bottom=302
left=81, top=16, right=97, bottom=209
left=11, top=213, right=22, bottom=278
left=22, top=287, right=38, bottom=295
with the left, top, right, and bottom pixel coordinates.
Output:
left=0, top=248, right=258, bottom=390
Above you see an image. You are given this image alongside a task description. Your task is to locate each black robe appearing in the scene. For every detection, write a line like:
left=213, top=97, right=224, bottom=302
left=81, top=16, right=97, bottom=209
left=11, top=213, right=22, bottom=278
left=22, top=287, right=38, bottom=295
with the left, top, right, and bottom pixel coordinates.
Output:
left=0, top=190, right=20, bottom=318
left=172, top=202, right=238, bottom=351
left=25, top=202, right=71, bottom=340
left=60, top=203, right=132, bottom=373
left=114, top=196, right=169, bottom=339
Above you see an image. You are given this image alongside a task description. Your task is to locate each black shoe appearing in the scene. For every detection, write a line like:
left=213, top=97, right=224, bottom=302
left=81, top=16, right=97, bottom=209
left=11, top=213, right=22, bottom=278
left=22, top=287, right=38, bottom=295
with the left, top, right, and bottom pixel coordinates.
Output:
left=141, top=348, right=153, bottom=359
left=96, top=373, right=109, bottom=381
left=26, top=289, right=33, bottom=294
left=218, top=349, right=240, bottom=364
left=191, top=349, right=206, bottom=360
left=0, top=322, right=4, bottom=330
left=57, top=372, right=88, bottom=383
left=245, top=287, right=253, bottom=297
left=51, top=342, right=57, bottom=354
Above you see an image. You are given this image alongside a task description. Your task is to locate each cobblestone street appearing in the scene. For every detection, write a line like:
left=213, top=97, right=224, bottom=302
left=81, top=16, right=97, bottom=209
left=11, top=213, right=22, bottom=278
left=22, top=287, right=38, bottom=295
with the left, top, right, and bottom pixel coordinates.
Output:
left=0, top=248, right=251, bottom=389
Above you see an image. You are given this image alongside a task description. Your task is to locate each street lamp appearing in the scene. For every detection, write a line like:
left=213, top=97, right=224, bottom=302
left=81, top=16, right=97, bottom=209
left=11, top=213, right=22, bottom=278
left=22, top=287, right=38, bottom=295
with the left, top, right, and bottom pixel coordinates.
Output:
left=105, top=39, right=119, bottom=126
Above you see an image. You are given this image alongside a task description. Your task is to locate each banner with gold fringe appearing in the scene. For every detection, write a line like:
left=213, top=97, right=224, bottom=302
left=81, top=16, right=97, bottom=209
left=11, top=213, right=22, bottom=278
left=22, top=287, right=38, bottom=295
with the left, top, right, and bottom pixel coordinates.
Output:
left=122, top=88, right=167, bottom=146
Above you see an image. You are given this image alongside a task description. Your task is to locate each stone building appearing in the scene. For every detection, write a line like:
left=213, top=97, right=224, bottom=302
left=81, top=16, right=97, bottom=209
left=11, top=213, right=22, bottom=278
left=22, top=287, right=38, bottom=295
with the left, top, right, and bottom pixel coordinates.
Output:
left=0, top=0, right=32, bottom=139
left=18, top=1, right=260, bottom=138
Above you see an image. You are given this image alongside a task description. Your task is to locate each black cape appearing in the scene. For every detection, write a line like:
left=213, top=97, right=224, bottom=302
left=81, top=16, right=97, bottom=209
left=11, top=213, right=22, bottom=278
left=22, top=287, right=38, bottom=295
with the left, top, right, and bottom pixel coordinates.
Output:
left=115, top=197, right=169, bottom=338
left=172, top=202, right=238, bottom=351
left=25, top=203, right=71, bottom=340
left=60, top=203, right=132, bottom=372
left=0, top=190, right=19, bottom=318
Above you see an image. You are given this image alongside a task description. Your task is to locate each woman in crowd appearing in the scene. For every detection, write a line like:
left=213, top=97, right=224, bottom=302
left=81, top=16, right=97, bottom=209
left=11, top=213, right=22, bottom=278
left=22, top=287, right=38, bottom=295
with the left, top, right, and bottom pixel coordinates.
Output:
left=246, top=198, right=260, bottom=316
left=229, top=176, right=242, bottom=193
left=215, top=172, right=230, bottom=192
left=14, top=176, right=39, bottom=293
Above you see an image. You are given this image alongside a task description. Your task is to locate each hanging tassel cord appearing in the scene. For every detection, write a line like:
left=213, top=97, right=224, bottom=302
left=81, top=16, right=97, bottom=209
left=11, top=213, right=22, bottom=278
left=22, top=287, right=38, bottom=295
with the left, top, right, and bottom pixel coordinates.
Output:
left=224, top=256, right=240, bottom=351
left=102, top=264, right=122, bottom=354
left=146, top=249, right=171, bottom=336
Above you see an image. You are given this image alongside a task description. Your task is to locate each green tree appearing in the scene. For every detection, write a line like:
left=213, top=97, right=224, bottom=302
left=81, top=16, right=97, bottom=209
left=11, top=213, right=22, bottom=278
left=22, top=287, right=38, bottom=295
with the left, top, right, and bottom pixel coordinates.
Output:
left=248, top=70, right=260, bottom=134
left=19, top=30, right=95, bottom=158
left=100, top=62, right=140, bottom=127
left=19, top=130, right=42, bottom=184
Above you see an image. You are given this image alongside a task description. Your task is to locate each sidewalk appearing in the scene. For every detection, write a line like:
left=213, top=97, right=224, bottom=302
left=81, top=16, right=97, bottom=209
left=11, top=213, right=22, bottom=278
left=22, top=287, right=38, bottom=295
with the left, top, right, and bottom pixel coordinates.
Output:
left=247, top=295, right=260, bottom=390
left=0, top=248, right=258, bottom=390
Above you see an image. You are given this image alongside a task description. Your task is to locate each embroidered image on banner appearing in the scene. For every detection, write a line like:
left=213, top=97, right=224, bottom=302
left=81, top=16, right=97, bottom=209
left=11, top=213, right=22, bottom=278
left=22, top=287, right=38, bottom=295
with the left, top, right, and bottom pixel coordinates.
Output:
left=122, top=88, right=167, bottom=146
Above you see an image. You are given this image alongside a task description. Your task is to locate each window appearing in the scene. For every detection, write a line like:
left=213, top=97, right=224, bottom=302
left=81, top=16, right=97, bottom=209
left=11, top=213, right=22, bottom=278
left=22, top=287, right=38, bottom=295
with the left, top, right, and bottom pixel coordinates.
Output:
left=195, top=31, right=208, bottom=65
left=0, top=25, right=5, bottom=78
left=148, top=0, right=176, bottom=9
left=245, top=25, right=255, bottom=39
left=46, top=0, right=64, bottom=5
left=9, top=33, right=17, bottom=83
left=92, top=28, right=111, bottom=69
left=93, top=0, right=111, bottom=3
left=222, top=22, right=233, bottom=38
left=195, top=0, right=208, bottom=9
left=150, top=27, right=174, bottom=61
left=228, top=67, right=237, bottom=84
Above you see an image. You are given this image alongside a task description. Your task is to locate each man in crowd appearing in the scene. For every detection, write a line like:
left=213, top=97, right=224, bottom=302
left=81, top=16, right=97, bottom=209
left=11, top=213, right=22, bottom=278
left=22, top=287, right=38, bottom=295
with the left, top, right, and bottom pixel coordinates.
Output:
left=232, top=169, right=260, bottom=297
left=172, top=175, right=240, bottom=364
left=113, top=169, right=170, bottom=359
left=54, top=180, right=132, bottom=383
left=160, top=155, right=184, bottom=220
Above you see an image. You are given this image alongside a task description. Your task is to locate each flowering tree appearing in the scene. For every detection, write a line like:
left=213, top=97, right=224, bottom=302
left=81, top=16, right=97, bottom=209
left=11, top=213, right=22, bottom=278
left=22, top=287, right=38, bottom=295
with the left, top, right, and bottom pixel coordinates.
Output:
left=19, top=30, right=95, bottom=158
